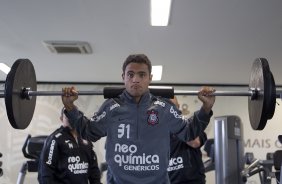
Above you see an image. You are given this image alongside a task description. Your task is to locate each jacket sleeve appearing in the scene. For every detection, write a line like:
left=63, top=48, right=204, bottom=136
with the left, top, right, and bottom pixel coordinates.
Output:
left=169, top=105, right=212, bottom=142
left=199, top=131, right=208, bottom=148
left=87, top=143, right=102, bottom=184
left=38, top=136, right=60, bottom=184
left=188, top=107, right=212, bottom=140
left=65, top=100, right=112, bottom=142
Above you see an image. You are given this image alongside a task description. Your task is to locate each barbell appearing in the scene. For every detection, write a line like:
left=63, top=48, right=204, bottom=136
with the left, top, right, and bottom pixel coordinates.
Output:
left=1, top=58, right=280, bottom=130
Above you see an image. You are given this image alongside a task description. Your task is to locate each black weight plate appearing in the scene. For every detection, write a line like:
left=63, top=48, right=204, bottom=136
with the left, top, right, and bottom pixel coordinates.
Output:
left=266, top=71, right=276, bottom=119
left=5, top=59, right=37, bottom=129
left=248, top=58, right=270, bottom=130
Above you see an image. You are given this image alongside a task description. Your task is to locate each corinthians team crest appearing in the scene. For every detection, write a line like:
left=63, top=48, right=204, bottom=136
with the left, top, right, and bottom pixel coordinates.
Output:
left=147, top=110, right=159, bottom=125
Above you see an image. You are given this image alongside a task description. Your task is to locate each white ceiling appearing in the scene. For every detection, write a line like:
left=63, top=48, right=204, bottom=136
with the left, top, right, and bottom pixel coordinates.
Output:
left=0, top=0, right=281, bottom=86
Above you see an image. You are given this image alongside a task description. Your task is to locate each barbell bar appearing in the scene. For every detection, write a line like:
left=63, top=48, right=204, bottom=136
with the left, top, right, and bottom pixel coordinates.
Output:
left=26, top=89, right=251, bottom=97
left=174, top=90, right=282, bottom=98
left=1, top=58, right=279, bottom=130
left=175, top=90, right=254, bottom=97
left=23, top=89, right=282, bottom=98
left=2, top=88, right=282, bottom=98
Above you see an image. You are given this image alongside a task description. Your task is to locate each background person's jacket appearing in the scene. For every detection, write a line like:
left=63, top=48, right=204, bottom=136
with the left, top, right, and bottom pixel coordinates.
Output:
left=168, top=132, right=207, bottom=184
left=38, top=126, right=101, bottom=184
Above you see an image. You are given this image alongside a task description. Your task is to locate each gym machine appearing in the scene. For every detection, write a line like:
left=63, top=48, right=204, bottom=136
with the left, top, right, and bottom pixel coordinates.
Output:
left=16, top=134, right=47, bottom=184
left=203, top=139, right=215, bottom=172
left=241, top=152, right=276, bottom=184
left=240, top=135, right=282, bottom=184
left=0, top=152, right=3, bottom=177
left=214, top=115, right=245, bottom=184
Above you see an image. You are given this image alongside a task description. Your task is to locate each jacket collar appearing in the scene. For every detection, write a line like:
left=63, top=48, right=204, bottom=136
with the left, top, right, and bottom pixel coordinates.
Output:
left=122, top=89, right=151, bottom=104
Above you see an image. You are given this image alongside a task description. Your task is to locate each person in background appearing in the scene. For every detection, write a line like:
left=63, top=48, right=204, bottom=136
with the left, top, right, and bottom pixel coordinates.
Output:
left=38, top=107, right=101, bottom=184
left=61, top=54, right=216, bottom=184
left=168, top=96, right=207, bottom=184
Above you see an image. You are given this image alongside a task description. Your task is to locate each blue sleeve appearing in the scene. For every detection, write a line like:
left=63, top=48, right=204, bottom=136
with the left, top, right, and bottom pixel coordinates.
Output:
left=169, top=105, right=212, bottom=142
left=65, top=100, right=112, bottom=142
left=199, top=131, right=208, bottom=147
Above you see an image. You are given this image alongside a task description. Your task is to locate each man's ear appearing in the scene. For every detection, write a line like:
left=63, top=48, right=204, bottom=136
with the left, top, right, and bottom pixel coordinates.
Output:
left=122, top=73, right=125, bottom=80
left=149, top=74, right=153, bottom=81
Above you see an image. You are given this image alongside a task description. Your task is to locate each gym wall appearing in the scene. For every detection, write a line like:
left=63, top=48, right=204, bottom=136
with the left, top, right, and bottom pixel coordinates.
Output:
left=0, top=84, right=281, bottom=184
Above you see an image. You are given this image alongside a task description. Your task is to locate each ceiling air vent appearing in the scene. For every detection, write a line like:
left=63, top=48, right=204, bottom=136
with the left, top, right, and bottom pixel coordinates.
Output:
left=43, top=41, right=92, bottom=54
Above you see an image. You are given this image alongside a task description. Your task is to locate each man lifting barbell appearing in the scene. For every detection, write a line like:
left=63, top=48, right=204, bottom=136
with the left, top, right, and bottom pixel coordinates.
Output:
left=2, top=56, right=278, bottom=130
left=61, top=54, right=216, bottom=184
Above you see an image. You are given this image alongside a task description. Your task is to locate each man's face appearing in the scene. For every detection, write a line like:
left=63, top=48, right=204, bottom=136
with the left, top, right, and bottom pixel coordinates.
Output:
left=122, top=62, right=152, bottom=99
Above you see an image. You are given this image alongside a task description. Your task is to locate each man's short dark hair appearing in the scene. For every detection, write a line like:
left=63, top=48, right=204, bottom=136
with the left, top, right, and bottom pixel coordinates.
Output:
left=122, top=54, right=152, bottom=74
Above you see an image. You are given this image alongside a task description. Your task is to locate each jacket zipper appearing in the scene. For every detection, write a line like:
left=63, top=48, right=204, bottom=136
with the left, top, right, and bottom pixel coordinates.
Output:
left=136, top=103, right=139, bottom=140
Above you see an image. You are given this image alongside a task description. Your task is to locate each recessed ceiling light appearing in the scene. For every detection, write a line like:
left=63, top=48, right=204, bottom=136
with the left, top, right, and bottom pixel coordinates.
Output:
left=152, top=65, right=163, bottom=81
left=151, top=0, right=172, bottom=26
left=0, top=63, right=11, bottom=74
